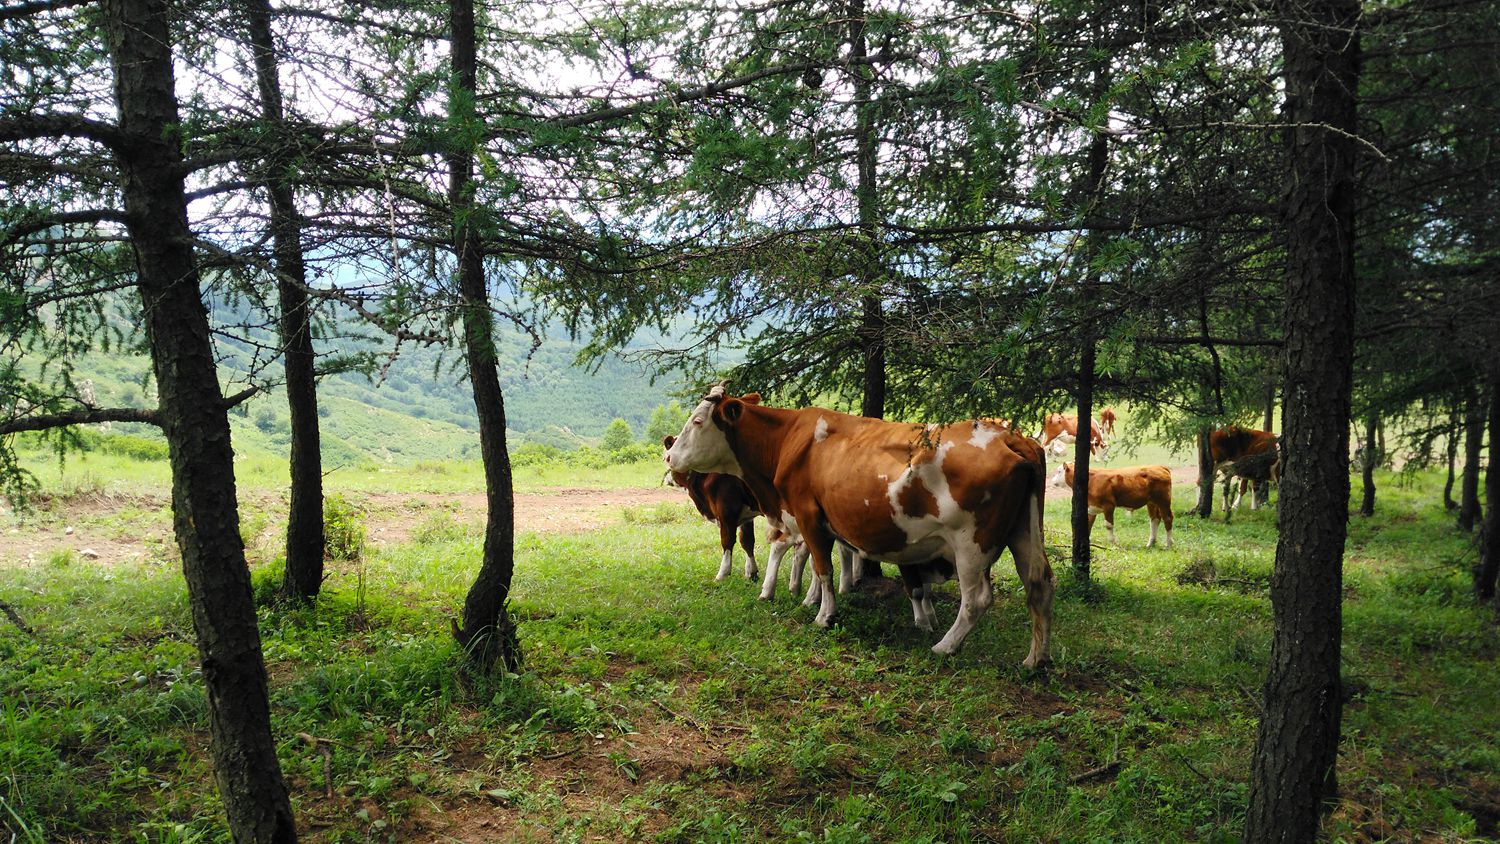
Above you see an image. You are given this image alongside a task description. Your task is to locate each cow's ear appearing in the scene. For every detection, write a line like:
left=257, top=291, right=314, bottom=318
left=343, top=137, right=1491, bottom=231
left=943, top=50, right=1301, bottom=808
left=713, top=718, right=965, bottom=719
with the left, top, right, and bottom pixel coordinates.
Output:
left=663, top=435, right=675, bottom=449
left=742, top=392, right=762, bottom=405
left=719, top=398, right=746, bottom=425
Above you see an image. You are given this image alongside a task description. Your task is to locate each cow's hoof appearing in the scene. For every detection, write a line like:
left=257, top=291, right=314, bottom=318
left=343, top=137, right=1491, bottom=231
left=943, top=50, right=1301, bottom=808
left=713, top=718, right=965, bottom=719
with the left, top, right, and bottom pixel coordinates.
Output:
left=746, top=569, right=759, bottom=580
left=758, top=591, right=773, bottom=602
left=931, top=641, right=958, bottom=656
left=714, top=573, right=729, bottom=583
left=814, top=615, right=833, bottom=628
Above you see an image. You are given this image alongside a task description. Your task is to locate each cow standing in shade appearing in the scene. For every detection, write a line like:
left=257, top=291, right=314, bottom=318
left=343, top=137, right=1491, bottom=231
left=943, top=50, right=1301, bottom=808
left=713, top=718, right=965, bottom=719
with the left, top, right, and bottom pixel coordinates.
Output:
left=1099, top=407, right=1118, bottom=437
left=1053, top=462, right=1175, bottom=548
left=1208, top=426, right=1279, bottom=512
left=665, top=387, right=1054, bottom=666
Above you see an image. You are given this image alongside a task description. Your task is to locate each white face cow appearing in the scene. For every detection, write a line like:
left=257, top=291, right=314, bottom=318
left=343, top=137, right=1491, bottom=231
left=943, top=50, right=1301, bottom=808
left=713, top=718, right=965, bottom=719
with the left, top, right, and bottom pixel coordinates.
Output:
left=664, top=387, right=753, bottom=477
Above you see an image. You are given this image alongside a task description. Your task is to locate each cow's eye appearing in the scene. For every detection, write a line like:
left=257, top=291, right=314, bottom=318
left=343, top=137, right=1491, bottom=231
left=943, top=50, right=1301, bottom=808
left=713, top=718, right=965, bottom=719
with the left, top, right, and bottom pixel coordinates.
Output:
left=692, top=418, right=703, bottom=426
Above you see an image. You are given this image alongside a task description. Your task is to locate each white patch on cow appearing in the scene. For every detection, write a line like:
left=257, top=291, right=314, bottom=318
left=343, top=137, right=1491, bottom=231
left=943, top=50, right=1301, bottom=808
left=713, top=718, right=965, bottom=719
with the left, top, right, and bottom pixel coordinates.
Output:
left=863, top=499, right=870, bottom=508
left=877, top=473, right=888, bottom=481
left=881, top=440, right=982, bottom=566
left=664, top=398, right=743, bottom=476
left=1164, top=527, right=1175, bottom=549
left=814, top=416, right=830, bottom=442
left=715, top=548, right=733, bottom=581
left=969, top=422, right=1001, bottom=450
left=1087, top=505, right=1103, bottom=516
left=1148, top=518, right=1159, bottom=548
left=1048, top=464, right=1067, bottom=487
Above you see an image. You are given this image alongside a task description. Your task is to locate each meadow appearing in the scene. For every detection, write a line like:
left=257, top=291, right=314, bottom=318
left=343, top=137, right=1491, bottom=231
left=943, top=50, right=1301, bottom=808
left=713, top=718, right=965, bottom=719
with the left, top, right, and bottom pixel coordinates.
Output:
left=1, top=445, right=1497, bottom=843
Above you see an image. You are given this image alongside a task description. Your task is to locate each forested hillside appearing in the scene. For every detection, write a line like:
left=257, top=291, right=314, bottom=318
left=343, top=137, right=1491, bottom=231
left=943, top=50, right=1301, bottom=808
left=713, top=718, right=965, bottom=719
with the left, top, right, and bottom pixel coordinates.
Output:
left=63, top=300, right=682, bottom=464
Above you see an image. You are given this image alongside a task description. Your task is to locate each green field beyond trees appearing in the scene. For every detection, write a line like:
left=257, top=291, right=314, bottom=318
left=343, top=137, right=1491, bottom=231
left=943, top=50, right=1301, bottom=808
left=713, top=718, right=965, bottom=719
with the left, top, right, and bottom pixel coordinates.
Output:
left=1, top=451, right=1496, bottom=842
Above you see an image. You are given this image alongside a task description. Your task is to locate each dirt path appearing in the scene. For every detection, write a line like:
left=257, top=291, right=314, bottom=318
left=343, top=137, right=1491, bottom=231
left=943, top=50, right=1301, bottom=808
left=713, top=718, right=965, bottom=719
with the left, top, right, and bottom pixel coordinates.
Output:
left=2, top=463, right=1205, bottom=568
left=0, top=486, right=689, bottom=568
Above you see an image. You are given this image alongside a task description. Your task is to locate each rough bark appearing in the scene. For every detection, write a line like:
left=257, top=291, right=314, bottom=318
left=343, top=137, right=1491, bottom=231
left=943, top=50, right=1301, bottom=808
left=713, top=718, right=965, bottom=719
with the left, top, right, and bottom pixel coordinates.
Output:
left=1196, top=425, right=1215, bottom=518
left=1243, top=1, right=1358, bottom=840
left=244, top=0, right=325, bottom=603
left=1359, top=413, right=1377, bottom=517
left=1476, top=382, right=1499, bottom=601
left=448, top=0, right=520, bottom=673
left=1459, top=388, right=1484, bottom=531
left=102, top=0, right=297, bottom=839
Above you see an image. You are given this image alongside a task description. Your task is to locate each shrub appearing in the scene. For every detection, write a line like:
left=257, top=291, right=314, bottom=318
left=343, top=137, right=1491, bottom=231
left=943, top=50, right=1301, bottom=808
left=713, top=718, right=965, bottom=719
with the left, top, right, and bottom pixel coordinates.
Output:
left=323, top=494, right=366, bottom=562
left=601, top=417, right=635, bottom=451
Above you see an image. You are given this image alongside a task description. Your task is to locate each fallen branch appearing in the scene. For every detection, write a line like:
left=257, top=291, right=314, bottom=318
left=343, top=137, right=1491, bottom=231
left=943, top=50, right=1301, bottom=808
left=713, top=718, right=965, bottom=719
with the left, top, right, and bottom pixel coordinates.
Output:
left=0, top=598, right=35, bottom=636
left=1069, top=759, right=1121, bottom=784
left=297, top=732, right=335, bottom=798
left=1234, top=678, right=1267, bottom=718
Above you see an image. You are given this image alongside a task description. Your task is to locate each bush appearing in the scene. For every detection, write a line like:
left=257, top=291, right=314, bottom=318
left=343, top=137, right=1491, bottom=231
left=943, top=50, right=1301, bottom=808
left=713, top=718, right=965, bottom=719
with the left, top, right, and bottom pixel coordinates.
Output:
left=76, top=430, right=169, bottom=461
left=323, top=494, right=366, bottom=562
left=601, top=417, right=635, bottom=451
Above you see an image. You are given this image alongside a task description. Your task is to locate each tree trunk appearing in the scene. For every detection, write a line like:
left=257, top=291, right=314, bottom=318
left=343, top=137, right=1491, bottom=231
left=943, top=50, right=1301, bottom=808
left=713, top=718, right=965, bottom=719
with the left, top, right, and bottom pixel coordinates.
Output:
left=1243, top=2, right=1358, bottom=840
left=244, top=0, right=325, bottom=603
left=103, top=0, right=297, bottom=839
left=1255, top=367, right=1277, bottom=507
left=850, top=0, right=884, bottom=585
left=1475, top=382, right=1500, bottom=601
left=1359, top=412, right=1377, bottom=517
left=448, top=0, right=520, bottom=673
left=1070, top=127, right=1108, bottom=584
left=1459, top=388, right=1484, bottom=531
left=1196, top=425, right=1215, bottom=518
left=1444, top=410, right=1460, bottom=510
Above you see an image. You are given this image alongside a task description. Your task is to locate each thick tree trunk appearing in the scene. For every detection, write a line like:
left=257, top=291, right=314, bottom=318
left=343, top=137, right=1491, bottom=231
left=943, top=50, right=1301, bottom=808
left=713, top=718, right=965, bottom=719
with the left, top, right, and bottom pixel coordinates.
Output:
left=1196, top=426, right=1215, bottom=518
left=448, top=0, right=520, bottom=673
left=1459, top=388, right=1484, bottom=531
left=1359, top=413, right=1377, bottom=517
left=1243, top=2, right=1359, bottom=840
left=103, top=0, right=296, bottom=839
left=1476, top=382, right=1500, bottom=601
left=245, top=0, right=325, bottom=603
left=1444, top=410, right=1460, bottom=510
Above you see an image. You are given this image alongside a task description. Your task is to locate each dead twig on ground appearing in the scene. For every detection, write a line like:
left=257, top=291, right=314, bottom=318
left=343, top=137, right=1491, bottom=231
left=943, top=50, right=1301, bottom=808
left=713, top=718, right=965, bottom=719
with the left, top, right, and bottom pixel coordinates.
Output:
left=0, top=598, right=35, bottom=636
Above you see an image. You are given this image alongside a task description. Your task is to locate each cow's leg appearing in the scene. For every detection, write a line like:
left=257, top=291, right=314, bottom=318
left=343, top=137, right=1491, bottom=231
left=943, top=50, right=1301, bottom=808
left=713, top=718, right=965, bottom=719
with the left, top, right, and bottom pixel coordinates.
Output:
left=838, top=543, right=856, bottom=594
left=739, top=520, right=758, bottom=580
left=760, top=531, right=793, bottom=601
left=1249, top=478, right=1264, bottom=511
left=931, top=548, right=994, bottom=656
left=1103, top=505, right=1118, bottom=546
left=1231, top=479, right=1247, bottom=511
left=802, top=528, right=838, bottom=627
left=788, top=543, right=811, bottom=600
left=714, top=520, right=735, bottom=581
left=897, top=566, right=934, bottom=632
left=1004, top=492, right=1053, bottom=667
left=1162, top=500, right=1175, bottom=549
left=1146, top=502, right=1160, bottom=548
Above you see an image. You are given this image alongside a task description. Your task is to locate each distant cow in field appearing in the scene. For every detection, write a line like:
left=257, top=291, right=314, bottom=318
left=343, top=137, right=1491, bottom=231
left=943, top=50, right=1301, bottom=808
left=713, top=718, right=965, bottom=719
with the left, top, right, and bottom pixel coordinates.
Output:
left=665, top=388, right=1053, bottom=665
left=1208, top=426, right=1279, bottom=512
left=1053, top=462, right=1175, bottom=549
left=1100, top=407, right=1118, bottom=437
left=1039, top=413, right=1109, bottom=460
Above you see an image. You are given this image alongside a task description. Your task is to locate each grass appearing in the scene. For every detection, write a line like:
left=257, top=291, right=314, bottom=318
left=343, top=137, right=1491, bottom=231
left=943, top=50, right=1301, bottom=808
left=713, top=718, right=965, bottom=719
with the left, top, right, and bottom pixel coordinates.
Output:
left=1, top=457, right=1497, bottom=842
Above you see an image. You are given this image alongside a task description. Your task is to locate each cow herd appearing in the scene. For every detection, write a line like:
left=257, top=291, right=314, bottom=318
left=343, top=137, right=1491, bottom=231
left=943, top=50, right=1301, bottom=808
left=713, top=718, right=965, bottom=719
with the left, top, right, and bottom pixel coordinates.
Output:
left=660, top=386, right=1280, bottom=666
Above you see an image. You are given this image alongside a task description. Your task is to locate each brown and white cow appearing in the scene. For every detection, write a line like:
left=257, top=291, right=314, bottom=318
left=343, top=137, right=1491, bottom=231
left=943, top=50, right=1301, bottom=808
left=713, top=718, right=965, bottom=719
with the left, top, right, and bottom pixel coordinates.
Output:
left=663, top=435, right=764, bottom=582
left=665, top=388, right=1053, bottom=665
left=1038, top=413, right=1109, bottom=460
left=1099, top=407, right=1118, bottom=437
left=1053, top=462, right=1174, bottom=548
left=1208, top=426, right=1279, bottom=511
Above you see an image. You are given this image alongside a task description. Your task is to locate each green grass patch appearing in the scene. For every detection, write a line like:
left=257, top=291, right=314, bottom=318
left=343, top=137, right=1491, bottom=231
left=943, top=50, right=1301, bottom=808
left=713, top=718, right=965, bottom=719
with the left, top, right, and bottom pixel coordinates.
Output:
left=1, top=466, right=1496, bottom=841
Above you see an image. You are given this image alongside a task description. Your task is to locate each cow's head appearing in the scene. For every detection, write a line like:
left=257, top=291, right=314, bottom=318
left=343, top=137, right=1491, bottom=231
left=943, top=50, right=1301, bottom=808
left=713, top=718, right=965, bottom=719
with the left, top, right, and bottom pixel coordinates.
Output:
left=1049, top=461, right=1075, bottom=487
left=663, top=385, right=760, bottom=476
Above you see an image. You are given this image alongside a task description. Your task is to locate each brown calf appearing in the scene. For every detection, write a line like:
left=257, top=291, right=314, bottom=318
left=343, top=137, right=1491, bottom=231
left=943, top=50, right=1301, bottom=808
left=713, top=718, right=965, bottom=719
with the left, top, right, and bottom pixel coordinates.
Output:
left=1055, top=462, right=1174, bottom=549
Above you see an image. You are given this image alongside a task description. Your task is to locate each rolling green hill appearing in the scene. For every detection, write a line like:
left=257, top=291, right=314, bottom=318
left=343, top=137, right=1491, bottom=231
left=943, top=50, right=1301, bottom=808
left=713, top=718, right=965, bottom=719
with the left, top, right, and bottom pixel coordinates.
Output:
left=30, top=302, right=686, bottom=466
